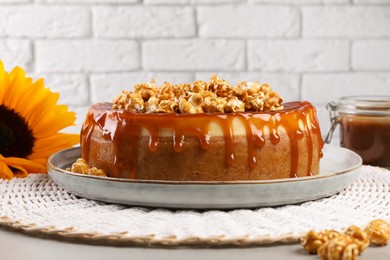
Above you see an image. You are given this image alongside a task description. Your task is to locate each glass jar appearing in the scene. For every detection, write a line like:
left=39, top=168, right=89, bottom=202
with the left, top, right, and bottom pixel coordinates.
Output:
left=326, top=96, right=390, bottom=168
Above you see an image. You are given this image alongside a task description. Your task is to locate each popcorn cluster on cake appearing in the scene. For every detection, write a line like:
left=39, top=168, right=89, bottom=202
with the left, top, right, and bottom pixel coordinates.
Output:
left=112, top=75, right=283, bottom=114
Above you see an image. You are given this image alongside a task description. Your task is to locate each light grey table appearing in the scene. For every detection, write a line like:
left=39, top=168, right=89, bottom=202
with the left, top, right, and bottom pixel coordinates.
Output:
left=0, top=228, right=389, bottom=260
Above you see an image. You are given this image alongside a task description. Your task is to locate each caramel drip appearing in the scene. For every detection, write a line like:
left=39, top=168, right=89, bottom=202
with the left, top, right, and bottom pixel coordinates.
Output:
left=305, top=111, right=314, bottom=176
left=80, top=112, right=95, bottom=162
left=81, top=102, right=324, bottom=179
left=283, top=114, right=300, bottom=178
left=222, top=116, right=236, bottom=167
left=309, top=106, right=324, bottom=159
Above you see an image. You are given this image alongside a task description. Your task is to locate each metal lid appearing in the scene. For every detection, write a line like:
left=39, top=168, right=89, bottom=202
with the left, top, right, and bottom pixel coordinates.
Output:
left=337, top=96, right=390, bottom=116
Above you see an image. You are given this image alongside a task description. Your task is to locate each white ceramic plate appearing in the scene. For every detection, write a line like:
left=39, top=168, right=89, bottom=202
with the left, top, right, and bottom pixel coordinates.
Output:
left=47, top=145, right=362, bottom=209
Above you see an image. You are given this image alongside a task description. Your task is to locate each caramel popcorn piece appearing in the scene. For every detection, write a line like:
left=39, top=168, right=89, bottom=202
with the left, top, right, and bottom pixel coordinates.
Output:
left=226, top=96, right=245, bottom=113
left=88, top=167, right=106, bottom=177
left=318, top=235, right=360, bottom=260
left=156, top=100, right=177, bottom=113
left=67, top=158, right=90, bottom=174
left=190, top=80, right=207, bottom=93
left=126, top=93, right=144, bottom=111
left=158, top=82, right=175, bottom=101
left=112, top=90, right=129, bottom=110
left=260, top=83, right=272, bottom=96
left=66, top=158, right=106, bottom=177
left=365, top=219, right=390, bottom=246
left=345, top=225, right=370, bottom=253
left=302, top=221, right=390, bottom=260
left=112, top=90, right=144, bottom=111
left=235, top=81, right=261, bottom=97
left=244, top=95, right=265, bottom=111
left=179, top=97, right=203, bottom=114
left=264, top=92, right=283, bottom=110
left=208, top=74, right=232, bottom=97
left=134, top=82, right=157, bottom=100
left=203, top=96, right=226, bottom=113
left=112, top=75, right=284, bottom=114
left=144, top=96, right=159, bottom=113
left=188, top=93, right=204, bottom=107
left=301, top=230, right=341, bottom=254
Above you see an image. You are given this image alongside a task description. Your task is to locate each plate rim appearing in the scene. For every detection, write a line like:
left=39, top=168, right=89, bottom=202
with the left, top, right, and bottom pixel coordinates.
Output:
left=47, top=145, right=362, bottom=186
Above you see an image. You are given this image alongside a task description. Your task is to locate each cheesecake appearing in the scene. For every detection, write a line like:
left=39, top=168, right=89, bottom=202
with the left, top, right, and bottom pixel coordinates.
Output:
left=77, top=75, right=324, bottom=181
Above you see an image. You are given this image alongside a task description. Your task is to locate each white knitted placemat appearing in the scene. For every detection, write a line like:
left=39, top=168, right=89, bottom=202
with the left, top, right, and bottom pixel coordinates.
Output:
left=0, top=165, right=389, bottom=247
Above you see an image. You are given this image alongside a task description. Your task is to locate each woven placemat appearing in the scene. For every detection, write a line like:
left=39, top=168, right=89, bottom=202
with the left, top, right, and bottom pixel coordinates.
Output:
left=0, top=165, right=389, bottom=247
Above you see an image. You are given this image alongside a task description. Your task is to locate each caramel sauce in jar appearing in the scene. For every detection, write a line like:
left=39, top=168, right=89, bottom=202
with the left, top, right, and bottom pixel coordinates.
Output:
left=337, top=96, right=390, bottom=168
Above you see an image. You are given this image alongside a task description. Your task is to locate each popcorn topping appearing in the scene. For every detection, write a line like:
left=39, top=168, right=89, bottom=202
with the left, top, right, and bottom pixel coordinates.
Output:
left=112, top=75, right=284, bottom=113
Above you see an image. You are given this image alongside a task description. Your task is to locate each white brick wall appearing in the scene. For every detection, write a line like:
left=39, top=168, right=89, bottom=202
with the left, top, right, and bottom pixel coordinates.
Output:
left=0, top=7, right=90, bottom=38
left=40, top=74, right=89, bottom=106
left=251, top=0, right=349, bottom=3
left=35, top=40, right=140, bottom=72
left=302, top=73, right=390, bottom=104
left=94, top=6, right=195, bottom=38
left=302, top=6, right=390, bottom=38
left=1, top=0, right=31, bottom=3
left=0, top=40, right=32, bottom=71
left=248, top=40, right=349, bottom=72
left=143, top=40, right=245, bottom=71
left=0, top=0, right=389, bottom=138
left=198, top=6, right=299, bottom=37
left=352, top=41, right=390, bottom=70
left=145, top=0, right=244, bottom=4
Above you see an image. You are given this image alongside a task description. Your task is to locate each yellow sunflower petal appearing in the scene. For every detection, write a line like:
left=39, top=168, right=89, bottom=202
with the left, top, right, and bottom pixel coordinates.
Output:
left=3, top=157, right=46, bottom=173
left=0, top=62, right=7, bottom=104
left=13, top=79, right=46, bottom=120
left=0, top=161, right=14, bottom=180
left=54, top=104, right=69, bottom=114
left=30, top=147, right=77, bottom=162
left=0, top=62, right=79, bottom=179
left=9, top=165, right=28, bottom=178
left=11, top=77, right=33, bottom=110
left=4, top=67, right=30, bottom=109
left=24, top=88, right=59, bottom=127
left=33, top=112, right=77, bottom=137
left=24, top=158, right=47, bottom=165
left=33, top=133, right=79, bottom=149
left=36, top=104, right=71, bottom=124
left=30, top=134, right=79, bottom=160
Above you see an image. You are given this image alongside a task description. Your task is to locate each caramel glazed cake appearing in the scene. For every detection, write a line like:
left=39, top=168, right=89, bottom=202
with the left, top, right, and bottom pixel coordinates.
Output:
left=74, top=75, right=324, bottom=181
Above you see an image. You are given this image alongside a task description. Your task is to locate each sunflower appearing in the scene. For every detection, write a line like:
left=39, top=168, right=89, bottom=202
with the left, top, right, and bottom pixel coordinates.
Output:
left=0, top=61, right=79, bottom=179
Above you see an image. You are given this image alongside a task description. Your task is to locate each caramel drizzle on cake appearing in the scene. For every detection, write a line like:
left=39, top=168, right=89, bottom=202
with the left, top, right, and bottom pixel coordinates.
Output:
left=81, top=102, right=323, bottom=179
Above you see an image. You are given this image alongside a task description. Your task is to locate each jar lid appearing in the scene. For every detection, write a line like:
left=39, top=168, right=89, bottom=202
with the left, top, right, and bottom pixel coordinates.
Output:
left=337, top=96, right=390, bottom=116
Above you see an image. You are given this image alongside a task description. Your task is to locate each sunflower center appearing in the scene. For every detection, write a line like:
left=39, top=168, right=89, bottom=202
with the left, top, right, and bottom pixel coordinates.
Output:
left=0, top=105, right=35, bottom=158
